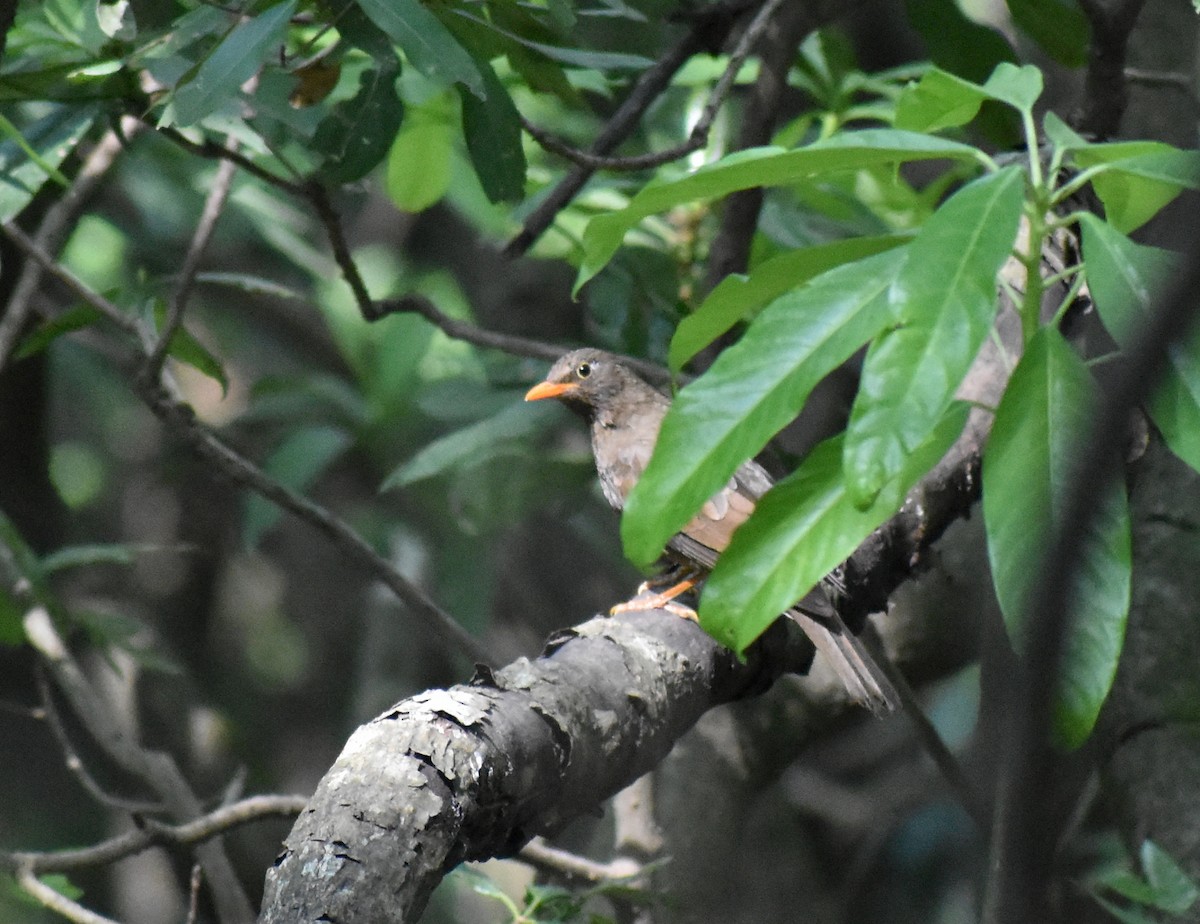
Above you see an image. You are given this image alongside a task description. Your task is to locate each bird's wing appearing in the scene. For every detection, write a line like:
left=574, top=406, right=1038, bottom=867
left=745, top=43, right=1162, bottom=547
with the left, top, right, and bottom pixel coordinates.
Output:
left=667, top=461, right=766, bottom=567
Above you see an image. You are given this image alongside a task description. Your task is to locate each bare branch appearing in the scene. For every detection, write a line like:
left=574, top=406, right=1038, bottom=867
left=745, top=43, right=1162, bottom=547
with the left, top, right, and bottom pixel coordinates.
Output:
left=0, top=119, right=140, bottom=375
left=2, top=221, right=145, bottom=341
left=503, top=0, right=760, bottom=258
left=136, top=379, right=496, bottom=665
left=23, top=606, right=255, bottom=924
left=35, top=664, right=164, bottom=815
left=306, top=182, right=378, bottom=321
left=1074, top=0, right=1149, bottom=138
left=519, top=837, right=643, bottom=883
left=380, top=294, right=678, bottom=386
left=156, top=125, right=304, bottom=195
left=1, top=794, right=308, bottom=875
left=146, top=139, right=240, bottom=379
left=519, top=0, right=785, bottom=173
left=1, top=224, right=495, bottom=666
left=15, top=864, right=120, bottom=924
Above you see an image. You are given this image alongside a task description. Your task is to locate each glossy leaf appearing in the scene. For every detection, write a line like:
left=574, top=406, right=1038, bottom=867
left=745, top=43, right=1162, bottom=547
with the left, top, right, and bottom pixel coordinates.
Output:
left=0, top=104, right=97, bottom=221
left=1084, top=149, right=1200, bottom=234
left=16, top=305, right=104, bottom=359
left=1006, top=0, right=1089, bottom=67
left=621, top=247, right=908, bottom=567
left=668, top=234, right=910, bottom=373
left=896, top=63, right=1042, bottom=132
left=576, top=131, right=984, bottom=291
left=243, top=426, right=352, bottom=548
left=356, top=0, right=485, bottom=98
left=844, top=166, right=1024, bottom=507
left=458, top=58, right=526, bottom=204
left=386, top=99, right=455, bottom=212
left=1080, top=215, right=1200, bottom=473
left=701, top=406, right=967, bottom=652
left=313, top=64, right=404, bottom=183
left=449, top=9, right=652, bottom=70
left=170, top=0, right=296, bottom=127
left=152, top=300, right=229, bottom=394
left=982, top=328, right=1131, bottom=749
left=381, top=399, right=552, bottom=489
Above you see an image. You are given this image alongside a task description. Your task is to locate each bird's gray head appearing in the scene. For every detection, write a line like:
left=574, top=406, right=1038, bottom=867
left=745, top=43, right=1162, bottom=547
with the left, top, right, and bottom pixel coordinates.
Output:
left=524, top=349, right=657, bottom=422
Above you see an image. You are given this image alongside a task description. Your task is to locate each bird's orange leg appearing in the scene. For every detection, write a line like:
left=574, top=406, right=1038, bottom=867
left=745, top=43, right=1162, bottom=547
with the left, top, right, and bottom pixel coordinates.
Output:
left=610, top=566, right=703, bottom=621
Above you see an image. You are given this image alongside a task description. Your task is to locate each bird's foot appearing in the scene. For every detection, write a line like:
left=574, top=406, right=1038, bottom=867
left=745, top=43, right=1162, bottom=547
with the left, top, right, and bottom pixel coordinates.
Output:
left=609, top=571, right=701, bottom=621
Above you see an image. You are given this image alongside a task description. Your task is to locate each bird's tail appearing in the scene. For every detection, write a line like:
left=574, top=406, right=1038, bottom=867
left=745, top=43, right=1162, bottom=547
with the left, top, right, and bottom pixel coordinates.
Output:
left=786, top=606, right=900, bottom=716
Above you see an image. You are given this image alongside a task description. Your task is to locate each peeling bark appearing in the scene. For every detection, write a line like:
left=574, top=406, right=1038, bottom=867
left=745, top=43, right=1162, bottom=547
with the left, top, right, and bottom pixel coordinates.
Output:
left=258, top=611, right=801, bottom=922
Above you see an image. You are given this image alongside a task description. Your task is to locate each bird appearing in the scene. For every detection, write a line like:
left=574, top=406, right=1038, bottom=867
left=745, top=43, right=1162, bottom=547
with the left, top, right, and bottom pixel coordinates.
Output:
left=524, top=348, right=899, bottom=715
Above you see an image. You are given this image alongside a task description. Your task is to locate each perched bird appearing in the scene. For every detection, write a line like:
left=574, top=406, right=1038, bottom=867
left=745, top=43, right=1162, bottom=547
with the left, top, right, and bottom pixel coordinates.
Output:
left=525, top=348, right=899, bottom=715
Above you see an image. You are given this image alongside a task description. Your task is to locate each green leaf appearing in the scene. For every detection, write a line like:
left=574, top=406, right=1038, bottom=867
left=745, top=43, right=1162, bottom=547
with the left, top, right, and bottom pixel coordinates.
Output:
left=40, top=543, right=136, bottom=573
left=15, top=305, right=104, bottom=359
left=1084, top=149, right=1200, bottom=234
left=1089, top=842, right=1199, bottom=916
left=381, top=399, right=552, bottom=489
left=621, top=247, right=908, bottom=567
left=576, top=130, right=985, bottom=292
left=844, top=166, right=1024, bottom=507
left=895, top=63, right=1042, bottom=132
left=1079, top=215, right=1200, bottom=474
left=356, top=0, right=485, bottom=98
left=386, top=94, right=455, bottom=212
left=668, top=234, right=911, bottom=373
left=152, top=301, right=229, bottom=394
left=313, top=63, right=404, bottom=183
left=458, top=58, right=526, bottom=203
left=243, top=426, right=352, bottom=548
left=982, top=328, right=1131, bottom=749
left=701, top=405, right=967, bottom=652
left=1006, top=0, right=1089, bottom=67
left=449, top=9, right=653, bottom=70
left=0, top=104, right=98, bottom=221
left=170, top=0, right=296, bottom=127
left=1140, top=840, right=1200, bottom=914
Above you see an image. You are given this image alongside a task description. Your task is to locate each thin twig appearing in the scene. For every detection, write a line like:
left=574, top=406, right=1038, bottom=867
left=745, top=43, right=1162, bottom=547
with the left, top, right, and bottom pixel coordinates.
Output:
left=15, top=864, right=120, bottom=924
left=0, top=119, right=139, bottom=376
left=156, top=125, right=304, bottom=194
left=380, top=294, right=676, bottom=385
left=23, top=606, right=256, bottom=924
left=520, top=0, right=784, bottom=173
left=503, top=0, right=759, bottom=257
left=1, top=794, right=308, bottom=875
left=35, top=664, right=164, bottom=815
left=3, top=224, right=495, bottom=666
left=2, top=222, right=143, bottom=339
left=306, top=182, right=378, bottom=320
left=137, top=381, right=495, bottom=664
left=147, top=140, right=239, bottom=379
left=187, top=864, right=203, bottom=924
left=519, top=838, right=642, bottom=884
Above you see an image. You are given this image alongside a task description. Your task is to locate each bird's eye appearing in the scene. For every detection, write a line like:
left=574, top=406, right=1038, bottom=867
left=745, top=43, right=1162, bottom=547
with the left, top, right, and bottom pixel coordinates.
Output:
left=576, top=362, right=591, bottom=379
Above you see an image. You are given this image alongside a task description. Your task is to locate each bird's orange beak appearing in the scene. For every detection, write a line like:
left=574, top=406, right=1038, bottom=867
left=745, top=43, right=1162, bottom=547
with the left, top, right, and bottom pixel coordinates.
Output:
left=524, top=381, right=577, bottom=402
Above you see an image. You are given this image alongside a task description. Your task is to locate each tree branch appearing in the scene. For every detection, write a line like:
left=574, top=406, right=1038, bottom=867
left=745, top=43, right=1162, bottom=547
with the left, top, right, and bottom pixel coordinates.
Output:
left=502, top=0, right=760, bottom=258
left=519, top=0, right=786, bottom=173
left=0, top=119, right=139, bottom=376
left=1074, top=0, right=1149, bottom=138
left=0, top=223, right=496, bottom=666
left=258, top=405, right=997, bottom=922
left=23, top=606, right=256, bottom=924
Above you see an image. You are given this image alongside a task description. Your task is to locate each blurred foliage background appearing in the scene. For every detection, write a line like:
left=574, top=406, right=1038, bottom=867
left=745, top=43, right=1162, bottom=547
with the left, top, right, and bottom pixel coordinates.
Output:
left=1, top=0, right=1198, bottom=922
